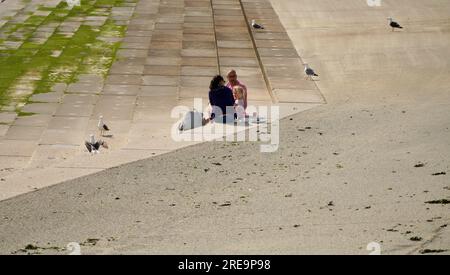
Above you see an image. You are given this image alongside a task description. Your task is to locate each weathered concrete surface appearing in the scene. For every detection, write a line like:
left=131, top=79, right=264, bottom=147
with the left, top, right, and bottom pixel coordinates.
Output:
left=0, top=0, right=449, bottom=254
left=0, top=0, right=318, bottom=197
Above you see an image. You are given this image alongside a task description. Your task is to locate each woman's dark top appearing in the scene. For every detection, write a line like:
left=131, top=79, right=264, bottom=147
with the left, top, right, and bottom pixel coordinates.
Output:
left=209, top=86, right=235, bottom=121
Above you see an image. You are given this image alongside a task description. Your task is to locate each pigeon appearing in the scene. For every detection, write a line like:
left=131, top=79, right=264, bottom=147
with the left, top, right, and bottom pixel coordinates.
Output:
left=304, top=64, right=318, bottom=80
left=97, top=115, right=110, bottom=136
left=388, top=18, right=403, bottom=31
left=251, top=20, right=264, bottom=30
left=85, top=134, right=108, bottom=154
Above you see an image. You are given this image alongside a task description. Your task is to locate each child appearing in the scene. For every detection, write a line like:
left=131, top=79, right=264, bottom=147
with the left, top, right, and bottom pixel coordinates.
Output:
left=233, top=86, right=246, bottom=120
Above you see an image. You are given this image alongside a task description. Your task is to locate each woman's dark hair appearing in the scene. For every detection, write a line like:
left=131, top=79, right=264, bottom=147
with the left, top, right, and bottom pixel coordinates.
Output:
left=209, top=75, right=224, bottom=90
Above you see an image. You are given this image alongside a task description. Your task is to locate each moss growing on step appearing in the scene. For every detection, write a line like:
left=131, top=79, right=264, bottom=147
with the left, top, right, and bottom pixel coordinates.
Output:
left=17, top=111, right=35, bottom=117
left=0, top=0, right=132, bottom=113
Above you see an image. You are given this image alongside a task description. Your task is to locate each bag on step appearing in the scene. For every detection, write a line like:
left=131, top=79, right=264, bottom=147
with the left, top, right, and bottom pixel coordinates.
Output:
left=178, top=110, right=204, bottom=131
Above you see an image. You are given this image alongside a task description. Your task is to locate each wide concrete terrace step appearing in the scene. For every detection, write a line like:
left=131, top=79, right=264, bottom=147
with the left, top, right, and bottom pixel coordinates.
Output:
left=241, top=0, right=326, bottom=104
left=0, top=0, right=325, bottom=201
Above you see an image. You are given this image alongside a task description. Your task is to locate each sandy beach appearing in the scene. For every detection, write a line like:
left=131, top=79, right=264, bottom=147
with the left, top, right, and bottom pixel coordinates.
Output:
left=0, top=0, right=449, bottom=255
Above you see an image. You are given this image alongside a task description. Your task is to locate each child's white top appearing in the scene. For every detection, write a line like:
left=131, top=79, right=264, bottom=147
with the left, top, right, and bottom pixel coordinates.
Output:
left=235, top=99, right=245, bottom=119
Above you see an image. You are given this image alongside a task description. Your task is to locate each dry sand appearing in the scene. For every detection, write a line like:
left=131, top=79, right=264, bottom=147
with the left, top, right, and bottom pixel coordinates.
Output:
left=0, top=0, right=449, bottom=254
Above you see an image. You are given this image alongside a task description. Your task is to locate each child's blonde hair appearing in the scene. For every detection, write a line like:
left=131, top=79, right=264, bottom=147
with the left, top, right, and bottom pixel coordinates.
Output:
left=233, top=86, right=244, bottom=100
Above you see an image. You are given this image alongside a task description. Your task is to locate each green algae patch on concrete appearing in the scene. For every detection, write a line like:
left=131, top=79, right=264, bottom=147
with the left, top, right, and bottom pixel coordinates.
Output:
left=17, top=111, right=36, bottom=117
left=0, top=0, right=133, bottom=112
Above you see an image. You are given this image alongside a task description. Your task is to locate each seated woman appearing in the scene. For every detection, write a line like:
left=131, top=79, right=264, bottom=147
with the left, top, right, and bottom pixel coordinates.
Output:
left=208, top=75, right=236, bottom=123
